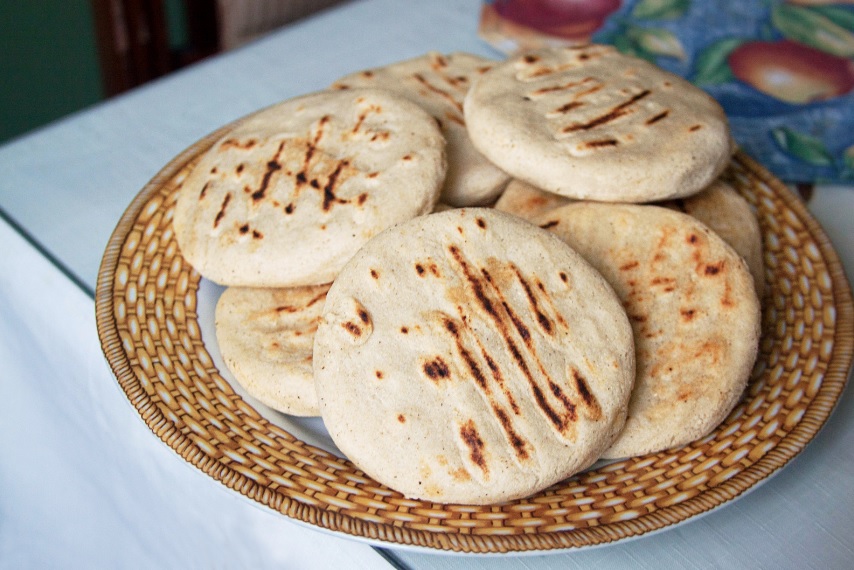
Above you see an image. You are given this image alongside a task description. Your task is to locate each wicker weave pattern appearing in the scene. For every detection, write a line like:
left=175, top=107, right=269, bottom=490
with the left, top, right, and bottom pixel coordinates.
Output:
left=96, top=131, right=854, bottom=553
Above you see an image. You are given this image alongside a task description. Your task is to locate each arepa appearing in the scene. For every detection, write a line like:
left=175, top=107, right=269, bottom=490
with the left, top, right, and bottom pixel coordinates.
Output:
left=534, top=203, right=761, bottom=458
left=464, top=45, right=734, bottom=202
left=215, top=284, right=330, bottom=416
left=314, top=208, right=635, bottom=504
left=173, top=88, right=446, bottom=287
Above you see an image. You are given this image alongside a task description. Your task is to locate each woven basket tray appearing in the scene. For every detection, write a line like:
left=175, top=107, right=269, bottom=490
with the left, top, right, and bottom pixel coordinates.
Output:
left=96, top=124, right=854, bottom=554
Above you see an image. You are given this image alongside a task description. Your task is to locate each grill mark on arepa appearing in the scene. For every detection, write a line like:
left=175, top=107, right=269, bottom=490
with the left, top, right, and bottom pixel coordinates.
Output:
left=423, top=356, right=451, bottom=381
left=530, top=77, right=595, bottom=97
left=444, top=111, right=465, bottom=126
left=293, top=115, right=330, bottom=198
left=250, top=141, right=286, bottom=202
left=442, top=318, right=489, bottom=391
left=446, top=245, right=583, bottom=438
left=220, top=138, right=258, bottom=150
left=430, top=54, right=448, bottom=69
left=518, top=63, right=579, bottom=81
left=213, top=193, right=231, bottom=228
left=585, top=138, right=619, bottom=148
left=342, top=321, right=362, bottom=336
left=477, top=339, right=520, bottom=415
left=352, top=103, right=383, bottom=134
left=510, top=265, right=555, bottom=335
left=412, top=73, right=464, bottom=114
left=441, top=316, right=528, bottom=460
left=322, top=160, right=348, bottom=212
left=459, top=420, right=488, bottom=475
left=646, top=110, right=670, bottom=125
left=561, top=89, right=651, bottom=133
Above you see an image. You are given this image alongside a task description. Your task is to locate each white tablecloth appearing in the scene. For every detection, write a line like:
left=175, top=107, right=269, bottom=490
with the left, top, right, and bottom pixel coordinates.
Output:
left=2, top=1, right=853, bottom=568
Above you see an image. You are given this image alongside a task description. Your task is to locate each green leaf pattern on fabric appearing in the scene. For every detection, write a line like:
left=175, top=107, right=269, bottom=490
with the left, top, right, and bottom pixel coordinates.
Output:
left=692, top=37, right=744, bottom=85
left=632, top=0, right=690, bottom=20
left=771, top=4, right=854, bottom=58
left=772, top=127, right=835, bottom=167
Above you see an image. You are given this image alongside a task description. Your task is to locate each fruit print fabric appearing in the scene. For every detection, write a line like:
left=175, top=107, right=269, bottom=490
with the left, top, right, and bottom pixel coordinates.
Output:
left=479, top=0, right=854, bottom=185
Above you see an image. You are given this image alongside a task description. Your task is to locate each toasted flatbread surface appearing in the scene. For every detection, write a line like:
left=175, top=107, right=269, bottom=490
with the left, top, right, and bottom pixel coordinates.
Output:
left=215, top=285, right=329, bottom=416
left=173, top=88, right=446, bottom=287
left=494, top=178, right=765, bottom=297
left=314, top=208, right=635, bottom=504
left=464, top=45, right=734, bottom=202
left=662, top=180, right=765, bottom=298
left=493, top=178, right=572, bottom=221
left=332, top=52, right=509, bottom=207
left=535, top=203, right=760, bottom=458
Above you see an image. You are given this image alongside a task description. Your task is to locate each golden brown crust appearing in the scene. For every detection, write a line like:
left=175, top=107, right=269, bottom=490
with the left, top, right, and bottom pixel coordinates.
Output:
left=534, top=203, right=761, bottom=458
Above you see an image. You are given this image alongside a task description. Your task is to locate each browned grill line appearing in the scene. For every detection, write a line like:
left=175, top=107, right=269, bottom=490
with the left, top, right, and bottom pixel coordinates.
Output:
left=532, top=77, right=595, bottom=97
left=481, top=265, right=585, bottom=436
left=447, top=246, right=579, bottom=437
left=294, top=115, right=330, bottom=199
left=441, top=316, right=530, bottom=461
left=213, top=192, right=231, bottom=228
left=412, top=73, right=464, bottom=113
left=510, top=265, right=555, bottom=335
left=459, top=420, right=488, bottom=474
left=251, top=141, right=286, bottom=202
left=322, top=160, right=347, bottom=212
left=646, top=110, right=670, bottom=125
left=562, top=89, right=652, bottom=133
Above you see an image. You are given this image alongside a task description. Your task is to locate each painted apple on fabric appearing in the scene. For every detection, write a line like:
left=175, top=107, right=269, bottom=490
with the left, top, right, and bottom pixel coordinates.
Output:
left=493, top=0, right=622, bottom=39
left=728, top=39, right=854, bottom=104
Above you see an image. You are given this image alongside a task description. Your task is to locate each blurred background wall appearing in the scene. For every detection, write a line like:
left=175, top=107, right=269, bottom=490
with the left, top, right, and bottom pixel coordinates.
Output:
left=0, top=0, right=343, bottom=145
left=1, top=1, right=104, bottom=143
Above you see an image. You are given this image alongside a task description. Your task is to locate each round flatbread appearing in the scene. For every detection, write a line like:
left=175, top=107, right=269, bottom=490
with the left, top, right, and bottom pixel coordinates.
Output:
left=464, top=45, right=734, bottom=202
left=332, top=52, right=510, bottom=207
left=174, top=88, right=446, bottom=287
left=662, top=179, right=765, bottom=298
left=534, top=203, right=761, bottom=458
left=314, top=208, right=635, bottom=504
left=215, top=284, right=329, bottom=416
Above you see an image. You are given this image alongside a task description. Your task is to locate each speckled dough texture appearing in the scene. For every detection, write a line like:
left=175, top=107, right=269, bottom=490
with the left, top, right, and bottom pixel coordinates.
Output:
left=493, top=178, right=573, bottom=221
left=662, top=179, right=765, bottom=298
left=464, top=45, right=735, bottom=202
left=313, top=208, right=635, bottom=504
left=534, top=203, right=761, bottom=458
left=332, top=52, right=510, bottom=207
left=215, top=284, right=330, bottom=416
left=494, top=177, right=765, bottom=297
left=173, top=88, right=446, bottom=287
